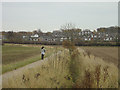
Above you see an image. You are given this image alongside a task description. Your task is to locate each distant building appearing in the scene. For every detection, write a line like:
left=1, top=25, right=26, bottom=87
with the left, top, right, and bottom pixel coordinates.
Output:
left=20, top=26, right=119, bottom=42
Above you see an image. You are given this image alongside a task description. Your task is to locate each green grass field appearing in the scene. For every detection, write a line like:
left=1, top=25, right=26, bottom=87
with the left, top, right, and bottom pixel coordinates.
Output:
left=2, top=44, right=59, bottom=73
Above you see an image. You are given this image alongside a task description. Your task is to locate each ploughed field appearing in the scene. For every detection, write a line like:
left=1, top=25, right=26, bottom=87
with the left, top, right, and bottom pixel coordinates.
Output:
left=81, top=46, right=118, bottom=65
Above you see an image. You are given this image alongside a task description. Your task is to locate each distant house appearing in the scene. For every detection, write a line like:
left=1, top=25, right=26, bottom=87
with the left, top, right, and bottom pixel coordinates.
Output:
left=84, top=38, right=88, bottom=41
left=60, top=37, right=67, bottom=42
left=104, top=36, right=113, bottom=41
left=29, top=34, right=39, bottom=41
left=20, top=27, right=118, bottom=43
left=31, top=34, right=39, bottom=38
left=52, top=30, right=63, bottom=38
left=83, top=37, right=91, bottom=41
left=82, top=29, right=92, bottom=35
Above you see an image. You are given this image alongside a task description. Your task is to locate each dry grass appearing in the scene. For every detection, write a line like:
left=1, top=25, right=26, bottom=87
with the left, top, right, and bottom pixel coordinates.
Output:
left=81, top=46, right=118, bottom=65
left=3, top=48, right=73, bottom=88
left=74, top=48, right=118, bottom=88
left=2, top=46, right=118, bottom=88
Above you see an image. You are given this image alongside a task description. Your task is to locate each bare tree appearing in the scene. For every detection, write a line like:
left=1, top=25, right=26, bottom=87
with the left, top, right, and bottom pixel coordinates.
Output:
left=60, top=23, right=76, bottom=42
left=61, top=23, right=75, bottom=31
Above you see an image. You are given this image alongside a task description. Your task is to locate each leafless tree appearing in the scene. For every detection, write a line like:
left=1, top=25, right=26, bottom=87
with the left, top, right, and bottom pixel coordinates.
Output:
left=60, top=23, right=81, bottom=44
left=60, top=23, right=76, bottom=42
left=61, top=23, right=75, bottom=31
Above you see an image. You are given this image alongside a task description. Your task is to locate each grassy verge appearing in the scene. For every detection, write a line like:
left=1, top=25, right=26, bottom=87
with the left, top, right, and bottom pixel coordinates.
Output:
left=2, top=55, right=40, bottom=73
left=2, top=44, right=61, bottom=73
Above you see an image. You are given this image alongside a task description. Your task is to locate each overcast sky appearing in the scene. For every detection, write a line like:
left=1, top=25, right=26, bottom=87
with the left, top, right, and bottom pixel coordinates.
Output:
left=2, top=2, right=118, bottom=32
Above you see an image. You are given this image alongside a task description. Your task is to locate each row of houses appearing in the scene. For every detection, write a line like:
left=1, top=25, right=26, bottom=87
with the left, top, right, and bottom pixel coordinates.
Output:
left=22, top=28, right=118, bottom=42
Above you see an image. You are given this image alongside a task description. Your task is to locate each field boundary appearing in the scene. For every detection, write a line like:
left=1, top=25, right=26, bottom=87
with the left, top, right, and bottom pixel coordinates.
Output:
left=2, top=50, right=62, bottom=77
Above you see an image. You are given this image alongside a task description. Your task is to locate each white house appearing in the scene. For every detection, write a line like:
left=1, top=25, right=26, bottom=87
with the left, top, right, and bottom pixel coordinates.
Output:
left=31, top=34, right=39, bottom=38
